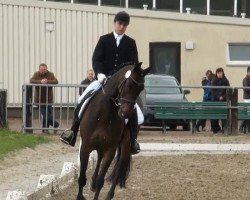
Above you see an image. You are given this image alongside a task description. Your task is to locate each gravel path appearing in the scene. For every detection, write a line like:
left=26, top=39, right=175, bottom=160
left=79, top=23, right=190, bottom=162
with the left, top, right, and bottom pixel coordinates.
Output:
left=1, top=118, right=250, bottom=199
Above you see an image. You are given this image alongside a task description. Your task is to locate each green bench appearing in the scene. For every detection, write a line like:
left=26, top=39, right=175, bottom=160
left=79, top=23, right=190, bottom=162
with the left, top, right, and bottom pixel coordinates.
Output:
left=237, top=102, right=250, bottom=120
left=154, top=101, right=228, bottom=133
left=237, top=102, right=250, bottom=133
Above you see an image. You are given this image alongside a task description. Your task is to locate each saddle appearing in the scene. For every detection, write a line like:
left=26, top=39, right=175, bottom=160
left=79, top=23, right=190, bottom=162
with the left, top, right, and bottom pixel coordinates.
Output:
left=77, top=86, right=101, bottom=120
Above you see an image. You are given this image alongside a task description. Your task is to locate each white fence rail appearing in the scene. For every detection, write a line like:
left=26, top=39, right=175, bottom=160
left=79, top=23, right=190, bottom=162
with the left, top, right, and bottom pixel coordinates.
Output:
left=22, top=83, right=87, bottom=133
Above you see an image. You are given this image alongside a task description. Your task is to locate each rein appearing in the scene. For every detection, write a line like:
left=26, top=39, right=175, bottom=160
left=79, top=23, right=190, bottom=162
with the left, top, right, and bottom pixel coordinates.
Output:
left=102, top=73, right=144, bottom=107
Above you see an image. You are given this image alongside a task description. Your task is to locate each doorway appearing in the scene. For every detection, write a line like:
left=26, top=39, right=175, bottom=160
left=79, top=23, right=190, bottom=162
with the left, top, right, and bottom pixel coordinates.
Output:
left=149, top=42, right=181, bottom=83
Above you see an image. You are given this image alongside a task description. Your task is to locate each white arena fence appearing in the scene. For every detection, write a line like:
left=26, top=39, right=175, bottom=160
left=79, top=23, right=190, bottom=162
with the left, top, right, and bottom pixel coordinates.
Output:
left=22, top=83, right=88, bottom=133
left=21, top=83, right=250, bottom=134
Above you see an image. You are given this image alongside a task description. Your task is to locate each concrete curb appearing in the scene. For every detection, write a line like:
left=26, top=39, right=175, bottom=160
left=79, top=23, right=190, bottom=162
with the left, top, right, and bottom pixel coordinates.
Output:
left=6, top=162, right=78, bottom=200
left=140, top=143, right=250, bottom=152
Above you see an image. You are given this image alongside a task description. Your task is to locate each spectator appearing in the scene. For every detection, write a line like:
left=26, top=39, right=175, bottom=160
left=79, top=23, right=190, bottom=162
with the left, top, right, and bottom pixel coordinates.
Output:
left=211, top=67, right=230, bottom=134
left=195, top=70, right=214, bottom=132
left=239, top=66, right=250, bottom=133
left=30, top=63, right=59, bottom=133
left=79, top=69, right=95, bottom=96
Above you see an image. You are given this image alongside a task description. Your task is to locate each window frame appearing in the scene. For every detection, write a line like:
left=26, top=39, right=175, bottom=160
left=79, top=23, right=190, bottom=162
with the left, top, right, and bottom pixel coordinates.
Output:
left=226, top=43, right=250, bottom=66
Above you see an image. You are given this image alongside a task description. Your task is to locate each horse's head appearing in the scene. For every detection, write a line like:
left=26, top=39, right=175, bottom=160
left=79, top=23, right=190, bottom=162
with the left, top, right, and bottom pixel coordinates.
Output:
left=116, top=62, right=151, bottom=119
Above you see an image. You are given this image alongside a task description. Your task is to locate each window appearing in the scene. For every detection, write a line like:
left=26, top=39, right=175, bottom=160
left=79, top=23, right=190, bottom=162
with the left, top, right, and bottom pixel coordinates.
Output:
left=157, top=0, right=180, bottom=12
left=74, top=0, right=97, bottom=4
left=183, top=0, right=207, bottom=14
left=210, top=0, right=234, bottom=16
left=227, top=43, right=250, bottom=65
left=129, top=0, right=152, bottom=9
left=102, top=0, right=124, bottom=6
left=47, top=0, right=70, bottom=2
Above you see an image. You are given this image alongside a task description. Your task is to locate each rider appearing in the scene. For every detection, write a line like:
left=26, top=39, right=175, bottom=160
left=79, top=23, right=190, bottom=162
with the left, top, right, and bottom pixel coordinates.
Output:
left=60, top=11, right=141, bottom=154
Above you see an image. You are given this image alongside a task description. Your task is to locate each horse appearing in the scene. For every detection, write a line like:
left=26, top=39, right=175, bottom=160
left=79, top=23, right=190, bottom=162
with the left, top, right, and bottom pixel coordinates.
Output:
left=76, top=62, right=151, bottom=200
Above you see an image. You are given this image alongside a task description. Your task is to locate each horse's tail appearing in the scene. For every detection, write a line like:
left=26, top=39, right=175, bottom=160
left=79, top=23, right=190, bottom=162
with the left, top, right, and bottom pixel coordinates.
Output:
left=107, top=128, right=131, bottom=188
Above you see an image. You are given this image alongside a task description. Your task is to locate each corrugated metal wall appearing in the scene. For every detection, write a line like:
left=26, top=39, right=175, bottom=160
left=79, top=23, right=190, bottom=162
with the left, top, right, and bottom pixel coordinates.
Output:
left=0, top=0, right=109, bottom=106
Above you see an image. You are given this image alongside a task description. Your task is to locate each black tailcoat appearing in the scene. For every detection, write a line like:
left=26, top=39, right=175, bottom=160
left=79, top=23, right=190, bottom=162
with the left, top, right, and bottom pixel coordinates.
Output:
left=92, top=32, right=138, bottom=76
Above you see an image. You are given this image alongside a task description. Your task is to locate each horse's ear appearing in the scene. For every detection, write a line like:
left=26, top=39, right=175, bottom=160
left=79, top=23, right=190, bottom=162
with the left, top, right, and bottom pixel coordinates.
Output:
left=142, top=66, right=152, bottom=76
left=135, top=62, right=142, bottom=69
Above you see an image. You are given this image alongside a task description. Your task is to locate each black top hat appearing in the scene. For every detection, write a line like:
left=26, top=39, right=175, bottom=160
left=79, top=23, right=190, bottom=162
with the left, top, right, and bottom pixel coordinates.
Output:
left=114, top=11, right=130, bottom=25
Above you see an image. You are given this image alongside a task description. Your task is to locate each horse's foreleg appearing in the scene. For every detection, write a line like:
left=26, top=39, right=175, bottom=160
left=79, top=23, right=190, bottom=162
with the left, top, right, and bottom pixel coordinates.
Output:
left=77, top=145, right=90, bottom=200
left=93, top=149, right=116, bottom=200
left=91, top=152, right=103, bottom=192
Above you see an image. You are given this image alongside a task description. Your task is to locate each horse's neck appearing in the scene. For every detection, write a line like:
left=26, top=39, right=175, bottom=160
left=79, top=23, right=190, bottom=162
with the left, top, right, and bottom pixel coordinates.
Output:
left=104, top=77, right=120, bottom=97
left=104, top=65, right=132, bottom=96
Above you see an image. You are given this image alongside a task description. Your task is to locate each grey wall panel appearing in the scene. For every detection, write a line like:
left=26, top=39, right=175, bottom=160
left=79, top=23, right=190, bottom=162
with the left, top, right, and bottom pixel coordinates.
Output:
left=3, top=5, right=8, bottom=95
left=0, top=5, right=2, bottom=89
left=13, top=6, right=19, bottom=102
left=8, top=5, right=14, bottom=103
left=34, top=7, right=40, bottom=70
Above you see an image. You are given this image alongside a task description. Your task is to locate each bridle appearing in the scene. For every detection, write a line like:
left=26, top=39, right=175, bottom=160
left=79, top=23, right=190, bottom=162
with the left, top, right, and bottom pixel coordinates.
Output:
left=102, top=71, right=144, bottom=107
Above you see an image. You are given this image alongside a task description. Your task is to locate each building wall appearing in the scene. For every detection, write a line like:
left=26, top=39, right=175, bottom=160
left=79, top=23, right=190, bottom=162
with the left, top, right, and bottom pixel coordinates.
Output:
left=1, top=0, right=250, bottom=105
left=0, top=0, right=111, bottom=105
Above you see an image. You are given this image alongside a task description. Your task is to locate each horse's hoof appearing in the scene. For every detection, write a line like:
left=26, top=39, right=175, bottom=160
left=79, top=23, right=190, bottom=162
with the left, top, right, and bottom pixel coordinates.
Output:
left=90, top=183, right=96, bottom=192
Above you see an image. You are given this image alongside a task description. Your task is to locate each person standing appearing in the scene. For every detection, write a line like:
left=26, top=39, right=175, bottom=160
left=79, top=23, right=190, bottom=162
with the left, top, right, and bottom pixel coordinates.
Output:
left=211, top=67, right=230, bottom=134
left=30, top=63, right=59, bottom=133
left=79, top=69, right=95, bottom=96
left=195, top=70, right=214, bottom=132
left=60, top=11, right=142, bottom=154
left=239, top=66, right=250, bottom=133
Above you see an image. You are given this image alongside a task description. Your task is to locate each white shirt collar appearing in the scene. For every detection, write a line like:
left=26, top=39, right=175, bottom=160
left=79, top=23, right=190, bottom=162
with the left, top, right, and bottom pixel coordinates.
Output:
left=113, top=32, right=124, bottom=40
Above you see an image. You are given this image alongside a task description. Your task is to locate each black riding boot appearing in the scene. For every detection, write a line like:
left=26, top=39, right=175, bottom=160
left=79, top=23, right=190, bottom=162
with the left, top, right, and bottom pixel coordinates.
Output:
left=239, top=120, right=247, bottom=134
left=60, top=103, right=81, bottom=146
left=195, top=119, right=206, bottom=132
left=128, top=109, right=140, bottom=155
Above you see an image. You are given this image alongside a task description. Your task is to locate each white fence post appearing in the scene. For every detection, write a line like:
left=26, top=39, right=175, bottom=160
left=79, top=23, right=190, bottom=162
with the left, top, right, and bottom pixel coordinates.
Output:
left=207, top=0, right=210, bottom=15
left=234, top=0, right=238, bottom=16
left=125, top=0, right=129, bottom=8
left=180, top=0, right=183, bottom=13
left=152, top=0, right=156, bottom=9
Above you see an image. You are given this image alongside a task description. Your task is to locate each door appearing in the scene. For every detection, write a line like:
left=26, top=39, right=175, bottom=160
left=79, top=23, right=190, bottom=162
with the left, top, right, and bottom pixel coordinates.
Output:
left=150, top=42, right=181, bottom=83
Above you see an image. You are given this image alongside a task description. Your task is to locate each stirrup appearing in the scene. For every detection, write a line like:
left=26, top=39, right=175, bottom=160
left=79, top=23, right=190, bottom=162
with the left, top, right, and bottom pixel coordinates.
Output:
left=60, top=129, right=71, bottom=137
left=60, top=137, right=70, bottom=145
left=60, top=129, right=72, bottom=145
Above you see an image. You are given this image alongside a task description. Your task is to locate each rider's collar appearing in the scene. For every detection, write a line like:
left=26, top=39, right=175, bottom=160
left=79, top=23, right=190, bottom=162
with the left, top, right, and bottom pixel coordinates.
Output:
left=113, top=32, right=124, bottom=40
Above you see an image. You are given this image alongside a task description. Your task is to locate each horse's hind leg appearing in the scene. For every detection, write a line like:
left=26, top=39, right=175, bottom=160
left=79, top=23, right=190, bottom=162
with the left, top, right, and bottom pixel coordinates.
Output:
left=93, top=149, right=116, bottom=200
left=106, top=131, right=131, bottom=200
left=91, top=152, right=103, bottom=192
left=77, top=145, right=90, bottom=200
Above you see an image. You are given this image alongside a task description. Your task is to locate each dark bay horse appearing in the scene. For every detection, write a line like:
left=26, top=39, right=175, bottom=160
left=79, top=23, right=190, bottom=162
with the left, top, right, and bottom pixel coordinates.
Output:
left=77, top=63, right=151, bottom=200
